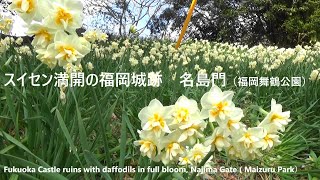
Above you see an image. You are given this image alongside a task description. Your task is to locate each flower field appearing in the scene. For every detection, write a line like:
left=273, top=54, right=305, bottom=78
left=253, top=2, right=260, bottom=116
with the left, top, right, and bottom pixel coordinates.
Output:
left=1, top=0, right=320, bottom=179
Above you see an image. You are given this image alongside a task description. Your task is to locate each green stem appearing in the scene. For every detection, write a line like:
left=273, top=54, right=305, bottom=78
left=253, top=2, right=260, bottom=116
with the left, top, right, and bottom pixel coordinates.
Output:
left=209, top=122, right=215, bottom=131
left=148, top=161, right=156, bottom=180
left=189, top=151, right=214, bottom=180
left=258, top=107, right=269, bottom=115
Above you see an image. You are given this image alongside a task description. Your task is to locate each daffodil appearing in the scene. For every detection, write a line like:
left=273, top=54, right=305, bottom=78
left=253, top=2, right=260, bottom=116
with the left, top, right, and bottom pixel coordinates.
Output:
left=309, top=69, right=320, bottom=81
left=63, top=63, right=83, bottom=74
left=40, top=0, right=83, bottom=32
left=83, top=29, right=108, bottom=43
left=0, top=15, right=14, bottom=34
left=260, top=126, right=281, bottom=150
left=205, top=127, right=230, bottom=151
left=261, top=133, right=280, bottom=150
left=9, top=0, right=41, bottom=23
left=138, top=99, right=173, bottom=137
left=258, top=99, right=291, bottom=132
left=237, top=127, right=266, bottom=152
left=79, top=37, right=92, bottom=55
left=48, top=31, right=89, bottom=67
left=159, top=131, right=184, bottom=164
left=188, top=143, right=211, bottom=164
left=15, top=37, right=24, bottom=45
left=201, top=85, right=235, bottom=122
left=170, top=96, right=203, bottom=128
left=36, top=47, right=57, bottom=69
left=26, top=22, right=55, bottom=48
left=177, top=121, right=206, bottom=144
left=86, top=62, right=94, bottom=71
left=134, top=130, right=159, bottom=160
left=216, top=107, right=245, bottom=136
left=178, top=156, right=192, bottom=166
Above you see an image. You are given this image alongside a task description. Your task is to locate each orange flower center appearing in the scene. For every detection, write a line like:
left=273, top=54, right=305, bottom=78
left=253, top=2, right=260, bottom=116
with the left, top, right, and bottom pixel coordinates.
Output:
left=271, top=113, right=283, bottom=122
left=58, top=45, right=77, bottom=60
left=55, top=7, right=73, bottom=26
left=36, top=29, right=52, bottom=42
left=176, top=108, right=190, bottom=123
left=16, top=0, right=35, bottom=13
left=210, top=101, right=228, bottom=117
left=148, top=113, right=165, bottom=132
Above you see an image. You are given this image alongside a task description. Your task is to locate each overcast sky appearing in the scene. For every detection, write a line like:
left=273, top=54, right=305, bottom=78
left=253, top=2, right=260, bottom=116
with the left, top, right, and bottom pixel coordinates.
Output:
left=11, top=16, right=28, bottom=36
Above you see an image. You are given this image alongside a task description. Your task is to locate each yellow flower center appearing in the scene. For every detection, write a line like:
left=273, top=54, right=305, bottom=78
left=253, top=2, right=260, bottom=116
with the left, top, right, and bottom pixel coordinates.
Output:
left=167, top=142, right=181, bottom=152
left=182, top=157, right=189, bottom=161
left=55, top=7, right=73, bottom=26
left=140, top=140, right=155, bottom=149
left=264, top=134, right=271, bottom=141
left=36, top=29, right=52, bottom=42
left=271, top=113, right=283, bottom=122
left=16, top=0, right=35, bottom=13
left=213, top=135, right=223, bottom=145
left=244, top=132, right=251, bottom=139
left=193, top=153, right=202, bottom=160
left=58, top=45, right=77, bottom=60
left=227, top=119, right=236, bottom=129
left=5, top=19, right=13, bottom=25
left=175, top=108, right=190, bottom=123
left=148, top=113, right=165, bottom=132
left=167, top=143, right=174, bottom=150
left=210, top=101, right=228, bottom=117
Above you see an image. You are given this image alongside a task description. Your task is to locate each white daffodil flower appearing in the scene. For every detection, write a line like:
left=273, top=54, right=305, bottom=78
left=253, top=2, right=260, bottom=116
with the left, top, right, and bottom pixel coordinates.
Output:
left=47, top=31, right=90, bottom=67
left=170, top=95, right=204, bottom=128
left=205, top=127, right=230, bottom=151
left=201, top=85, right=235, bottom=122
left=178, top=120, right=207, bottom=143
left=188, top=143, right=211, bottom=164
left=237, top=127, right=266, bottom=152
left=26, top=22, right=55, bottom=48
left=36, top=47, right=57, bottom=69
left=258, top=99, right=291, bottom=132
left=138, top=99, right=173, bottom=137
left=216, top=107, right=245, bottom=136
left=178, top=156, right=192, bottom=166
left=159, top=131, right=184, bottom=165
left=260, top=126, right=281, bottom=150
left=134, top=130, right=160, bottom=160
left=9, top=0, right=41, bottom=23
left=40, top=0, right=83, bottom=32
left=261, top=133, right=281, bottom=150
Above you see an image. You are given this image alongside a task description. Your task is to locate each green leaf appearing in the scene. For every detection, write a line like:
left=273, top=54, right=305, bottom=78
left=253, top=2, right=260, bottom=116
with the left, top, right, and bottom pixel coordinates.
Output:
left=55, top=109, right=82, bottom=166
left=70, top=89, right=89, bottom=151
left=119, top=110, right=128, bottom=180
left=0, top=154, right=67, bottom=180
left=0, top=131, right=48, bottom=167
left=83, top=150, right=112, bottom=180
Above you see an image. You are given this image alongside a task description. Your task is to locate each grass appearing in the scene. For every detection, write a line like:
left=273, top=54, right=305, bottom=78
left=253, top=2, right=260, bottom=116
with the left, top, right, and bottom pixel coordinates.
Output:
left=0, top=38, right=320, bottom=179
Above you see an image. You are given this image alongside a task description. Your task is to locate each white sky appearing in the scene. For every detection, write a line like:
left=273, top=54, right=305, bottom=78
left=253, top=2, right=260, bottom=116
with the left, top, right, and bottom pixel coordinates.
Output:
left=5, top=0, right=177, bottom=38
left=11, top=16, right=28, bottom=36
left=9, top=11, right=151, bottom=37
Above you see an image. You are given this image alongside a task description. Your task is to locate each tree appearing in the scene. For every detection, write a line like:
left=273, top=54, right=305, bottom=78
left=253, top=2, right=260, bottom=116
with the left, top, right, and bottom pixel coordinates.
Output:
left=0, top=0, right=12, bottom=15
left=263, top=0, right=320, bottom=46
left=148, top=0, right=320, bottom=47
left=148, top=0, right=253, bottom=42
left=83, top=0, right=165, bottom=36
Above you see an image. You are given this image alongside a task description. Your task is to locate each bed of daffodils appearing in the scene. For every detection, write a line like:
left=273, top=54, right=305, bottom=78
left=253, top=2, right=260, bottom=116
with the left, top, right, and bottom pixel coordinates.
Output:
left=135, top=87, right=291, bottom=165
left=0, top=0, right=320, bottom=179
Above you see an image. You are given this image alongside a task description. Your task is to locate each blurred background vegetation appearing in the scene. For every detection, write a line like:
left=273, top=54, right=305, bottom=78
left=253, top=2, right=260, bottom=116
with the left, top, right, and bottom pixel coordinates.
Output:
left=148, top=0, right=320, bottom=47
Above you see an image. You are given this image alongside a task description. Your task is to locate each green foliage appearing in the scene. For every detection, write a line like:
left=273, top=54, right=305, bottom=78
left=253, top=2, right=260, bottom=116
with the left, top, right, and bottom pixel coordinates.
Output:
left=149, top=0, right=320, bottom=47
